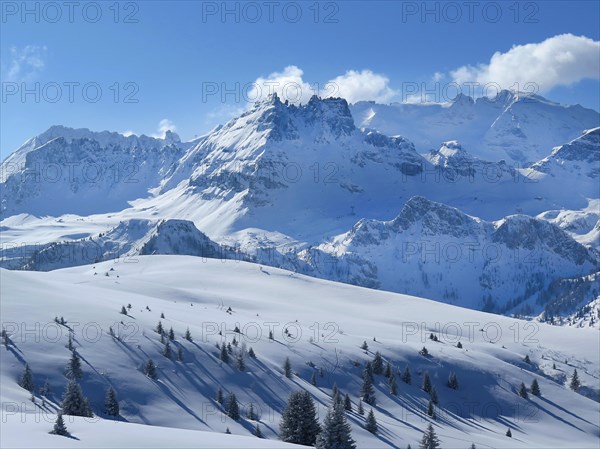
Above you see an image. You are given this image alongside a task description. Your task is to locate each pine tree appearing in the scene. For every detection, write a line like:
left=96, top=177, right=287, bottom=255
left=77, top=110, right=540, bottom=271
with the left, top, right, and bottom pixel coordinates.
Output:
left=19, top=364, right=35, bottom=392
left=506, top=428, right=512, bottom=437
left=143, top=359, right=157, bottom=379
left=384, top=362, right=393, bottom=379
left=283, top=357, right=292, bottom=378
left=227, top=342, right=232, bottom=353
left=431, top=386, right=439, bottom=405
left=104, top=387, right=119, bottom=417
left=163, top=341, right=172, bottom=359
left=422, top=372, right=432, bottom=394
left=67, top=334, right=73, bottom=351
left=184, top=328, right=192, bottom=341
left=360, top=340, right=369, bottom=351
left=216, top=387, right=224, bottom=404
left=280, top=391, right=321, bottom=446
left=61, top=380, right=92, bottom=417
left=220, top=345, right=229, bottom=363
left=366, top=408, right=378, bottom=434
left=236, top=353, right=245, bottom=371
left=254, top=424, right=262, bottom=438
left=389, top=373, right=398, bottom=395
left=247, top=403, right=256, bottom=420
left=310, top=371, right=317, bottom=386
left=457, top=341, right=463, bottom=349
left=160, top=312, right=165, bottom=319
left=470, top=444, right=476, bottom=449
left=65, top=351, right=83, bottom=380
left=427, top=400, right=435, bottom=418
left=524, top=355, right=531, bottom=364
left=447, top=372, right=459, bottom=390
left=402, top=366, right=412, bottom=385
left=248, top=347, right=256, bottom=358
left=120, top=306, right=127, bottom=315
left=315, top=402, right=356, bottom=449
left=361, top=366, right=376, bottom=405
left=155, top=321, right=163, bottom=334
left=420, top=346, right=429, bottom=356
left=364, top=361, right=374, bottom=381
left=419, top=423, right=440, bottom=449
left=225, top=427, right=231, bottom=434
left=530, top=379, right=541, bottom=396
left=357, top=399, right=364, bottom=415
left=344, top=393, right=352, bottom=411
left=40, top=380, right=51, bottom=397
left=518, top=382, right=528, bottom=399
left=177, top=346, right=184, bottom=362
left=332, top=383, right=339, bottom=403
left=570, top=369, right=580, bottom=392
left=372, top=352, right=384, bottom=375
left=269, top=330, right=274, bottom=340
left=50, top=413, right=69, bottom=436
left=168, top=327, right=175, bottom=341
left=226, top=393, right=240, bottom=420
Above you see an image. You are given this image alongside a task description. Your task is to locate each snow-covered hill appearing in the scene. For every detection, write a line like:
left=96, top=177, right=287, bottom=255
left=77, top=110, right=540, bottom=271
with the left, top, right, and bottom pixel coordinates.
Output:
left=2, top=256, right=599, bottom=448
left=350, top=91, right=600, bottom=164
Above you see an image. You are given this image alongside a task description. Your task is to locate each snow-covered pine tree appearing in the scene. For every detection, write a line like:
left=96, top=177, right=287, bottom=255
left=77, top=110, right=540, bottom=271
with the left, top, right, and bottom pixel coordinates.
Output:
left=524, top=355, right=531, bottom=364
left=283, top=357, right=292, bottom=378
left=357, top=399, right=364, bottom=415
left=155, top=321, right=163, bottom=334
left=431, top=386, right=439, bottom=405
left=247, top=403, right=256, bottom=420
left=143, top=359, right=157, bottom=379
left=226, top=392, right=240, bottom=420
left=19, top=363, right=35, bottom=392
left=427, top=400, right=435, bottom=418
left=184, top=327, right=192, bottom=341
left=384, top=362, right=393, bottom=378
left=220, top=345, right=229, bottom=363
left=163, top=341, right=172, bottom=359
left=364, top=361, right=374, bottom=381
left=570, top=369, right=581, bottom=392
left=365, top=408, right=378, bottom=434
left=361, top=366, right=376, bottom=405
left=315, top=401, right=356, bottom=449
left=279, top=391, right=320, bottom=446
left=518, top=382, right=528, bottom=399
left=254, top=424, right=262, bottom=438
left=248, top=347, right=256, bottom=358
left=61, top=380, right=92, bottom=417
left=236, top=353, right=245, bottom=371
left=419, top=423, right=440, bottom=449
left=372, top=352, right=384, bottom=375
left=457, top=341, right=463, bottom=349
left=40, top=380, right=51, bottom=397
left=360, top=340, right=368, bottom=351
left=104, top=387, right=119, bottom=417
left=389, top=373, right=399, bottom=395
left=177, top=346, right=184, bottom=362
left=344, top=393, right=352, bottom=411
left=420, top=346, right=429, bottom=356
left=422, top=372, right=432, bottom=394
left=402, top=366, right=412, bottom=384
left=216, top=387, right=224, bottom=404
left=120, top=306, right=127, bottom=315
left=506, top=428, right=512, bottom=437
left=50, top=413, right=69, bottom=436
left=531, top=379, right=541, bottom=396
left=168, top=327, right=175, bottom=341
left=447, top=372, right=459, bottom=390
left=65, top=351, right=83, bottom=380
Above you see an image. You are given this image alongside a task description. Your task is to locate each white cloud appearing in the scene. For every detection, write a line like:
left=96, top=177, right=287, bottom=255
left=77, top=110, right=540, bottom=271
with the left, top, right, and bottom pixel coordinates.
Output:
left=121, top=130, right=137, bottom=137
left=152, top=119, right=177, bottom=138
left=248, top=65, right=316, bottom=105
left=450, top=34, right=600, bottom=93
left=3, top=45, right=47, bottom=82
left=432, top=72, right=445, bottom=82
left=326, top=69, right=397, bottom=104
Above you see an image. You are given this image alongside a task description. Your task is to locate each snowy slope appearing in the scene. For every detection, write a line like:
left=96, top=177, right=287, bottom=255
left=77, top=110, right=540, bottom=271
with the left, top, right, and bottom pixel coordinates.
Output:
left=351, top=91, right=600, bottom=164
left=1, top=256, right=599, bottom=448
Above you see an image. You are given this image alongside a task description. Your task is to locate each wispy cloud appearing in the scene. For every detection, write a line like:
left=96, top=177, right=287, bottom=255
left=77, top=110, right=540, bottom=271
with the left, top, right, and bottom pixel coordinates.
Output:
left=151, top=119, right=177, bottom=138
left=3, top=45, right=48, bottom=82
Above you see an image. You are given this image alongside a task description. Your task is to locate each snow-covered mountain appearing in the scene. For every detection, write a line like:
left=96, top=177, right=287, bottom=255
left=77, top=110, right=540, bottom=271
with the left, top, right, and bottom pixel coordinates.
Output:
left=2, top=256, right=599, bottom=448
left=351, top=91, right=600, bottom=164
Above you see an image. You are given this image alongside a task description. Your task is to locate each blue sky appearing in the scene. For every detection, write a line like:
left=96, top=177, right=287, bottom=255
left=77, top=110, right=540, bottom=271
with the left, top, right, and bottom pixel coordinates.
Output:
left=1, top=0, right=599, bottom=159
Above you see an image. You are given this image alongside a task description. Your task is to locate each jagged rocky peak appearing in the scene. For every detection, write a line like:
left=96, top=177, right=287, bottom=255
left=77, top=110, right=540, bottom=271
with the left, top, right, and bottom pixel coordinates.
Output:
left=450, top=93, right=475, bottom=108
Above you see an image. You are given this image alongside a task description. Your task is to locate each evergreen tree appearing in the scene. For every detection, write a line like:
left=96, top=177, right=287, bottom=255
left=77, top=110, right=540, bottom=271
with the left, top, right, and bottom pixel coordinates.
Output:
left=236, top=353, right=245, bottom=371
left=184, top=327, right=192, bottom=341
left=570, top=369, right=581, bottom=392
left=155, top=321, right=163, bottom=335
left=247, top=403, right=256, bottom=420
left=344, top=393, right=352, bottom=411
left=524, top=355, right=531, bottom=364
left=518, top=382, right=528, bottom=399
left=402, top=366, right=412, bottom=385
left=19, top=364, right=35, bottom=392
left=283, top=357, right=292, bottom=378
left=332, top=383, right=339, bottom=403
left=357, top=399, right=364, bottom=415
left=310, top=371, right=317, bottom=386
left=530, top=378, right=541, bottom=396
left=248, top=347, right=256, bottom=358
left=506, top=428, right=512, bottom=437
left=389, top=373, right=398, bottom=395
left=361, top=366, right=376, bottom=405
left=163, top=341, right=172, bottom=359
left=427, top=400, right=435, bottom=418
left=143, top=359, right=157, bottom=379
left=360, top=340, right=369, bottom=351
left=168, top=327, right=175, bottom=341
left=226, top=393, right=240, bottom=420
left=470, top=444, right=476, bottom=449
left=384, top=362, right=393, bottom=379
left=254, top=424, right=262, bottom=438
left=364, top=361, right=374, bottom=381
left=50, top=413, right=69, bottom=436
left=61, top=380, right=92, bottom=417
left=120, top=306, right=127, bottom=315
left=422, top=372, right=432, bottom=394
left=419, top=423, right=440, bottom=449
left=269, top=330, right=274, bottom=340
left=227, top=342, right=233, bottom=353
left=177, top=346, right=184, bottom=362
left=67, top=334, right=73, bottom=351
left=216, top=387, right=224, bottom=404
left=420, top=346, right=429, bottom=356
left=280, top=391, right=321, bottom=446
left=225, top=427, right=231, bottom=434
left=447, top=372, right=459, bottom=390
left=315, top=402, right=356, bottom=449
left=104, top=387, right=119, bottom=417
left=457, top=341, right=463, bottom=349
left=160, top=312, right=165, bottom=319
left=220, top=345, right=229, bottom=363
left=372, top=352, right=384, bottom=375
left=40, top=380, right=51, bottom=397
left=65, top=351, right=83, bottom=380
left=365, top=408, right=378, bottom=434
left=431, top=386, right=439, bottom=405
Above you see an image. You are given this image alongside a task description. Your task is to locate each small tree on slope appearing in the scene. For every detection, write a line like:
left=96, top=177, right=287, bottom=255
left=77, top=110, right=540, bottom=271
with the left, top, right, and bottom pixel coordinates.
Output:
left=19, top=364, right=35, bottom=392
left=105, top=387, right=119, bottom=417
left=279, top=391, right=320, bottom=446
left=50, top=413, right=69, bottom=437
left=419, top=423, right=440, bottom=449
left=315, top=402, right=356, bottom=449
